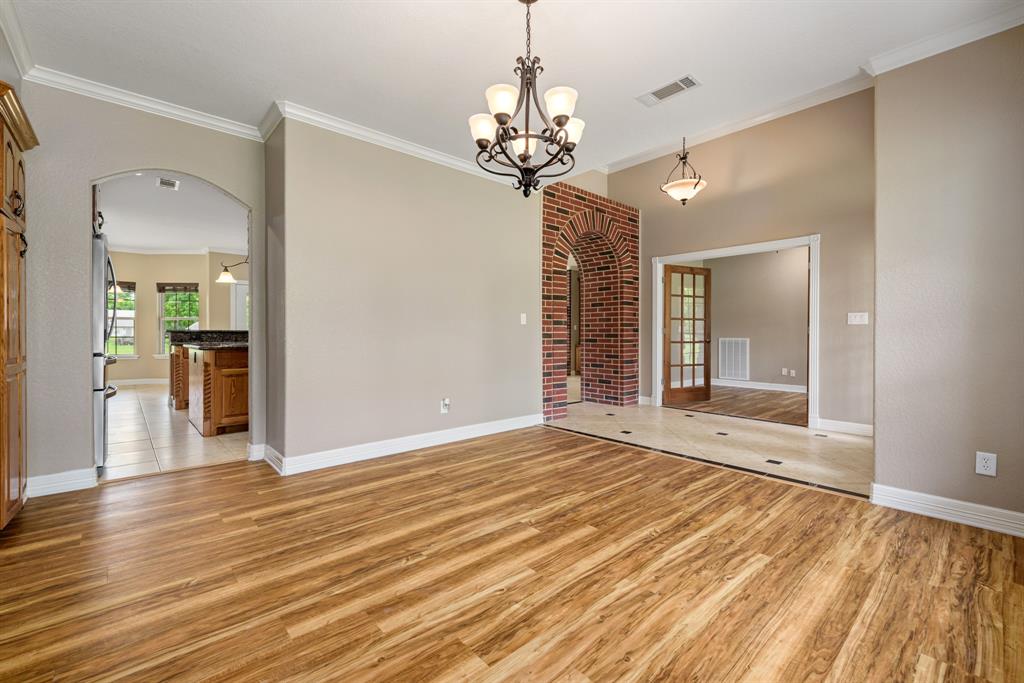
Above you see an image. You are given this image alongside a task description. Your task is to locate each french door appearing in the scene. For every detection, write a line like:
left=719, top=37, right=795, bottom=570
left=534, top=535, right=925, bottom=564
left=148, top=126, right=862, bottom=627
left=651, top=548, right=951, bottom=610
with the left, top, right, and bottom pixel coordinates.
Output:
left=663, top=265, right=711, bottom=404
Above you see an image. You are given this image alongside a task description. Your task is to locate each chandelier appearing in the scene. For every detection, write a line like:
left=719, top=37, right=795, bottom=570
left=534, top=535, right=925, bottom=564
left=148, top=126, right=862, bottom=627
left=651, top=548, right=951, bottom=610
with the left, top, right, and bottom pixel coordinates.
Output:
left=660, top=138, right=707, bottom=205
left=468, top=0, right=584, bottom=197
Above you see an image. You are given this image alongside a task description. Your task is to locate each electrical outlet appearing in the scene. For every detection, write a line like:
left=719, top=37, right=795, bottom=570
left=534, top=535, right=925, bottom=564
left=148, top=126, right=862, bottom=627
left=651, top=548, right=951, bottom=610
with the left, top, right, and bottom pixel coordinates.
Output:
left=440, top=398, right=451, bottom=415
left=975, top=451, right=997, bottom=477
left=789, top=369, right=796, bottom=377
left=520, top=313, right=527, bottom=325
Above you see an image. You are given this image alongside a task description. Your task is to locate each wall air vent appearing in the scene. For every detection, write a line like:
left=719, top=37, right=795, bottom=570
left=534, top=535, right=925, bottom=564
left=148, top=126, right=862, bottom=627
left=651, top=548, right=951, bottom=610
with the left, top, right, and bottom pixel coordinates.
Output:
left=636, top=75, right=701, bottom=108
left=157, top=177, right=180, bottom=191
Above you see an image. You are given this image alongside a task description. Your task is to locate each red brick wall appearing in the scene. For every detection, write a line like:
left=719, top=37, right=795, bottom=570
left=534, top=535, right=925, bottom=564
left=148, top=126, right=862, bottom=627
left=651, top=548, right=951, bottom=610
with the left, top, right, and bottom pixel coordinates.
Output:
left=542, top=182, right=640, bottom=420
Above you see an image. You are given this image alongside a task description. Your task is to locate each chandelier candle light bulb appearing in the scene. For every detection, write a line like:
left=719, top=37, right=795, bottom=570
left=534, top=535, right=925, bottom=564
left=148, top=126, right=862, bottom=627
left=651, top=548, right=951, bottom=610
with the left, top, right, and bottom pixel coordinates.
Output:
left=468, top=0, right=581, bottom=197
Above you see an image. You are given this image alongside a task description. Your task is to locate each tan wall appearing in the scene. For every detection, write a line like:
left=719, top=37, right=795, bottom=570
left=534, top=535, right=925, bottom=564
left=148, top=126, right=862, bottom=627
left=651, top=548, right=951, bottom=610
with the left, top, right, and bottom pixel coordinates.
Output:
left=704, top=247, right=808, bottom=386
left=207, top=251, right=250, bottom=329
left=875, top=27, right=1024, bottom=512
left=277, top=118, right=541, bottom=457
left=23, top=82, right=265, bottom=477
left=568, top=169, right=608, bottom=197
left=107, top=252, right=206, bottom=380
left=608, top=89, right=875, bottom=425
left=265, top=123, right=286, bottom=454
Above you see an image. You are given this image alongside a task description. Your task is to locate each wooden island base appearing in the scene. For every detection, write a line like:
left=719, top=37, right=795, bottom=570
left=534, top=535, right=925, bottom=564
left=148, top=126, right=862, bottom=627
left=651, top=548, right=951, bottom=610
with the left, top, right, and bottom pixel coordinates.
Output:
left=186, top=345, right=248, bottom=436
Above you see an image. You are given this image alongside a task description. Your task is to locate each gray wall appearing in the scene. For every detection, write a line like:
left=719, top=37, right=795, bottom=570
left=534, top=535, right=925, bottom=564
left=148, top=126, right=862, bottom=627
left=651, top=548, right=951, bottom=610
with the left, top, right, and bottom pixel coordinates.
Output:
left=875, top=26, right=1023, bottom=512
left=265, top=122, right=286, bottom=455
left=275, top=119, right=542, bottom=458
left=23, top=82, right=265, bottom=476
left=608, top=89, right=875, bottom=425
left=705, top=247, right=808, bottom=386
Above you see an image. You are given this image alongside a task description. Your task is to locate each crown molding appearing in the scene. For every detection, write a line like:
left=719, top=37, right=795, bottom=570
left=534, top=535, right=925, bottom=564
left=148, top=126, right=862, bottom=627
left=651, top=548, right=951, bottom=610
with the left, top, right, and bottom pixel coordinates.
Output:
left=22, top=66, right=263, bottom=141
left=0, top=1, right=32, bottom=77
left=605, top=73, right=874, bottom=174
left=864, top=3, right=1024, bottom=76
left=108, top=246, right=247, bottom=256
left=263, top=100, right=502, bottom=183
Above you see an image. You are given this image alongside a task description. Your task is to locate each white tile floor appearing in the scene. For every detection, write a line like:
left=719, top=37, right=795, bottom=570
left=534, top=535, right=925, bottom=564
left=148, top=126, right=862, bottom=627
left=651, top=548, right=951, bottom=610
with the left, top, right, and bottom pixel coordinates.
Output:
left=552, top=401, right=874, bottom=496
left=103, top=383, right=249, bottom=482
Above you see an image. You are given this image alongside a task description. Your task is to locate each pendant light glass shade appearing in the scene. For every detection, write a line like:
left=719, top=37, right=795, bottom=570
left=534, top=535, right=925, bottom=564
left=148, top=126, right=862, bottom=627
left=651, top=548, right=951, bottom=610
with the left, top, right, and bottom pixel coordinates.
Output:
left=543, top=86, right=578, bottom=125
left=468, top=114, right=498, bottom=146
left=216, top=265, right=237, bottom=285
left=485, top=84, right=519, bottom=119
left=661, top=177, right=707, bottom=203
left=564, top=117, right=586, bottom=145
left=511, top=134, right=538, bottom=159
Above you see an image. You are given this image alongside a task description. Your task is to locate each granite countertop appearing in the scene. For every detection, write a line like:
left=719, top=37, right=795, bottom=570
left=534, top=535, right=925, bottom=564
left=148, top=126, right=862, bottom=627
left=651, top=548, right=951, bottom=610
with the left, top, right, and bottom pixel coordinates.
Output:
left=169, top=330, right=248, bottom=345
left=182, top=341, right=249, bottom=350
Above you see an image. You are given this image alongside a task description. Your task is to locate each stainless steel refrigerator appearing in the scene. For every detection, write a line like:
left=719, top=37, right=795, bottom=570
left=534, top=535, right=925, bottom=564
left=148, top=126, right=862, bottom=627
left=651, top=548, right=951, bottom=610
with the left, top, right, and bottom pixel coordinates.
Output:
left=92, top=226, right=118, bottom=468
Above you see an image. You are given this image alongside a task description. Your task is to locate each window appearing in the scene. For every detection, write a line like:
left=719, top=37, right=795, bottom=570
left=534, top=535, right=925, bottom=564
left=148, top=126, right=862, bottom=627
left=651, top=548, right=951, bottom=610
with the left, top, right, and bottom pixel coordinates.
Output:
left=106, top=281, right=136, bottom=357
left=157, top=282, right=200, bottom=354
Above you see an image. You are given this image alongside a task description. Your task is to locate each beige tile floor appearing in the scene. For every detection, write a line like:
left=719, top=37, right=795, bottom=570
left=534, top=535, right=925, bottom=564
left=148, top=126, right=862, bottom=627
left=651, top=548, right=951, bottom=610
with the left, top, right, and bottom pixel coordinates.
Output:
left=552, top=401, right=874, bottom=496
left=567, top=374, right=581, bottom=404
left=103, top=383, right=249, bottom=482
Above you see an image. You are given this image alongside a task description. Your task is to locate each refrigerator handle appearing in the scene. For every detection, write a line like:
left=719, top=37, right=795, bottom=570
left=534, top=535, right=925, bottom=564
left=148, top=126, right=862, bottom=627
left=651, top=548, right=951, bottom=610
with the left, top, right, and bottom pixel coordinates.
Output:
left=105, top=256, right=117, bottom=342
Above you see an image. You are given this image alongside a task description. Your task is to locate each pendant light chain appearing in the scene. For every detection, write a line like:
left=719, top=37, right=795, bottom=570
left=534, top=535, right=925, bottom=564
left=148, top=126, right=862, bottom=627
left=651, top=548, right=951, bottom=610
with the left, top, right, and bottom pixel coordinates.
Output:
left=525, top=2, right=532, bottom=61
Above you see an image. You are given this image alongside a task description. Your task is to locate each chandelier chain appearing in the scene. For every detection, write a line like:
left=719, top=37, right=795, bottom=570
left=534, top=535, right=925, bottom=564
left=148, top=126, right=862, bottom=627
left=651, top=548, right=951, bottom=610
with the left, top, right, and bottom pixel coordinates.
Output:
left=525, top=2, right=531, bottom=61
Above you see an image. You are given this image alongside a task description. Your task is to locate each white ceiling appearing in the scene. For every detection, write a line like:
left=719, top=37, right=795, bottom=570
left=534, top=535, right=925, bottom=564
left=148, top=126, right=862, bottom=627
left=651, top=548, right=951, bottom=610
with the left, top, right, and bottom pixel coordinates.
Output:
left=97, top=171, right=248, bottom=253
left=6, top=1, right=1024, bottom=173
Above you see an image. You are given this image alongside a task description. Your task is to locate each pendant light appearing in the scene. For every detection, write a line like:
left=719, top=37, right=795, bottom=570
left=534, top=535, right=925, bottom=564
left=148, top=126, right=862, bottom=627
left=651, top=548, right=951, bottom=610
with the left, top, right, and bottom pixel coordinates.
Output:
left=661, top=138, right=707, bottom=205
left=468, top=0, right=583, bottom=197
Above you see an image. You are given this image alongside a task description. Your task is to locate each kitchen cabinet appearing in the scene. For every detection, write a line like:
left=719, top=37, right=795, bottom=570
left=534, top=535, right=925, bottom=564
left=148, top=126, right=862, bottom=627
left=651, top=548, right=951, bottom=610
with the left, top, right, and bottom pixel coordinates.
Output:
left=187, top=345, right=249, bottom=437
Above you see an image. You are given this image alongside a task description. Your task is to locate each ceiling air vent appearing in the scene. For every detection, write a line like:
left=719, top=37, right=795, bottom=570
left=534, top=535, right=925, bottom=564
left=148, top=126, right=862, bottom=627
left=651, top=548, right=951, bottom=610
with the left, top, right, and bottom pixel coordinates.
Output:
left=157, top=177, right=180, bottom=191
left=636, top=74, right=701, bottom=108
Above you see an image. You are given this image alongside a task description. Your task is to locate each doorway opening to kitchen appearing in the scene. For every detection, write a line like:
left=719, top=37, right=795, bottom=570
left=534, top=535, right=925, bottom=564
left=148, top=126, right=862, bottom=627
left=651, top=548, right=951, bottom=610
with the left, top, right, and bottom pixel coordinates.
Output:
left=92, top=170, right=253, bottom=482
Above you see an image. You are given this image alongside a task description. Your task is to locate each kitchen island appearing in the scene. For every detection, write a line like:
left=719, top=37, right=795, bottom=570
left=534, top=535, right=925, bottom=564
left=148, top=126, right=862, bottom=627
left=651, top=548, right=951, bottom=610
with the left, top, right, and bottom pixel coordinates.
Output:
left=168, top=330, right=247, bottom=410
left=181, top=338, right=249, bottom=437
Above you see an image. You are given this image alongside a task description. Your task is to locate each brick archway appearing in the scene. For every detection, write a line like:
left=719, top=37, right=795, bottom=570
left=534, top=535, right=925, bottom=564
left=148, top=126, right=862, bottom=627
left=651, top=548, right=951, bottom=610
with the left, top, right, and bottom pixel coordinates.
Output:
left=541, top=183, right=640, bottom=420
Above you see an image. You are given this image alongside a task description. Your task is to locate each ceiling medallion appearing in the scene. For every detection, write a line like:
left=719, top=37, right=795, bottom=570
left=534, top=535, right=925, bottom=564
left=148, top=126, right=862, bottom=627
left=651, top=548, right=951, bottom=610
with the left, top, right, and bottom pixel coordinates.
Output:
left=468, top=0, right=584, bottom=197
left=661, top=138, right=707, bottom=205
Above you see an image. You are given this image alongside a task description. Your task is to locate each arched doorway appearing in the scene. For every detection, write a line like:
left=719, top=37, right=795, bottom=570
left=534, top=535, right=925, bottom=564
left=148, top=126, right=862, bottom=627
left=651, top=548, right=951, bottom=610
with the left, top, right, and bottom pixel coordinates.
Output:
left=541, top=183, right=640, bottom=421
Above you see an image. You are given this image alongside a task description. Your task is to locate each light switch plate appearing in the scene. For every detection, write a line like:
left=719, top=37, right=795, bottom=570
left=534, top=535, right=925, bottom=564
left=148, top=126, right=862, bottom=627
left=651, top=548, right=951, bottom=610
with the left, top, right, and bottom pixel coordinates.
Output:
left=520, top=313, right=527, bottom=325
left=847, top=312, right=869, bottom=325
left=440, top=398, right=451, bottom=415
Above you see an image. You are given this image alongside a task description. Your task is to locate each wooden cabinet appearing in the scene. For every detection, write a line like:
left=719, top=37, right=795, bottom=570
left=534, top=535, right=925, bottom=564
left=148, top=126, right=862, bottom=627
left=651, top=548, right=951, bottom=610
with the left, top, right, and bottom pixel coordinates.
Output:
left=169, top=345, right=189, bottom=410
left=187, top=347, right=249, bottom=437
left=0, top=80, right=36, bottom=531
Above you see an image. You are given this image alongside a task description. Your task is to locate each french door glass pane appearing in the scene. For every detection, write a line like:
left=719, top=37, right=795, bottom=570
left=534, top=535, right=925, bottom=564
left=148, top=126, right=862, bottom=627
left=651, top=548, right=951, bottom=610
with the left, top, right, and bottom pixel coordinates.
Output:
left=670, top=343, right=680, bottom=364
left=694, top=366, right=705, bottom=386
left=683, top=343, right=693, bottom=364
left=695, top=274, right=705, bottom=296
left=695, top=343, right=704, bottom=364
left=683, top=273, right=693, bottom=295
left=695, top=298, right=705, bottom=319
left=671, top=296, right=681, bottom=318
left=683, top=366, right=694, bottom=387
left=671, top=272, right=681, bottom=295
left=670, top=366, right=681, bottom=388
left=683, top=297, right=693, bottom=318
left=670, top=319, right=681, bottom=341
left=695, top=320, right=705, bottom=340
left=683, top=320, right=694, bottom=341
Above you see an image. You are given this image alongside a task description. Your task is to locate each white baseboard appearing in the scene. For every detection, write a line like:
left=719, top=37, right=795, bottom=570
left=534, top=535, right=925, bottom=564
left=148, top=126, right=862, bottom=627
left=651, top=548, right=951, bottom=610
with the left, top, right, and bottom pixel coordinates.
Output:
left=712, top=378, right=807, bottom=393
left=810, top=418, right=874, bottom=437
left=111, top=378, right=169, bottom=386
left=274, top=413, right=543, bottom=476
left=262, top=445, right=285, bottom=474
left=26, top=468, right=98, bottom=498
left=872, top=483, right=1024, bottom=538
left=246, top=443, right=265, bottom=461
left=638, top=396, right=652, bottom=406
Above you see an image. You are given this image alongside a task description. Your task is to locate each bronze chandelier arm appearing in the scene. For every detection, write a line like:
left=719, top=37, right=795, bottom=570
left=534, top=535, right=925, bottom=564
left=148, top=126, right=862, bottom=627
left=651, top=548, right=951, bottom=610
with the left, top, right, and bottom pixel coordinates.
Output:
left=475, top=149, right=525, bottom=182
left=534, top=152, right=576, bottom=183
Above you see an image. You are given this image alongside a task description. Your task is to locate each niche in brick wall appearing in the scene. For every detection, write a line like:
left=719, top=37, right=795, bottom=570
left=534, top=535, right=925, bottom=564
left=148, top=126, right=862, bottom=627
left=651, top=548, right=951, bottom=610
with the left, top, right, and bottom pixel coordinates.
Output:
left=541, top=182, right=640, bottom=421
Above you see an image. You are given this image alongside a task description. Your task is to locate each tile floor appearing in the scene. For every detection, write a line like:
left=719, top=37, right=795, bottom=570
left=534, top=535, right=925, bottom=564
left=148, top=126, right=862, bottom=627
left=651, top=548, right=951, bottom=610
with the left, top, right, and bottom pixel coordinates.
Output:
left=552, top=401, right=873, bottom=496
left=103, top=383, right=249, bottom=482
left=567, top=374, right=581, bottom=404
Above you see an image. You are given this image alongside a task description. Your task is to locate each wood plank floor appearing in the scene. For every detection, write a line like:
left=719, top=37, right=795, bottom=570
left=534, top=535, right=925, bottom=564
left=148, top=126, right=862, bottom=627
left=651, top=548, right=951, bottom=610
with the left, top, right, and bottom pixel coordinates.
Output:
left=1, top=427, right=1020, bottom=682
left=667, top=385, right=809, bottom=426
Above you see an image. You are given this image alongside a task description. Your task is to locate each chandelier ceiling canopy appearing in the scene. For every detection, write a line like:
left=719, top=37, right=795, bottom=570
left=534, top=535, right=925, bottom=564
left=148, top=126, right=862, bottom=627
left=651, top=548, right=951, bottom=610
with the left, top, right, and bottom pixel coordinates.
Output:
left=468, top=0, right=584, bottom=197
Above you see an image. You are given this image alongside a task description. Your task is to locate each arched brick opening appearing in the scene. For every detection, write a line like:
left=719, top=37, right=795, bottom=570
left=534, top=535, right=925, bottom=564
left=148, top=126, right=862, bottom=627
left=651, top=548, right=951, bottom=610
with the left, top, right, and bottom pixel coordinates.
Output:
left=542, top=183, right=640, bottom=421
